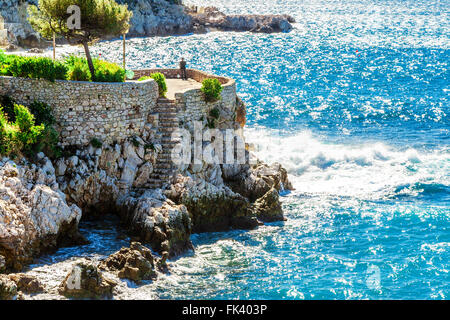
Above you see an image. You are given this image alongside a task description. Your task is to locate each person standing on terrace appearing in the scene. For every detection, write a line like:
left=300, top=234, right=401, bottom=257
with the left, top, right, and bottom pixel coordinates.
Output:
left=180, top=57, right=187, bottom=80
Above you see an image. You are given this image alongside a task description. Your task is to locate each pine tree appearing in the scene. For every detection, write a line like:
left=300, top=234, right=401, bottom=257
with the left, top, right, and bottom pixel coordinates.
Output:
left=28, top=0, right=132, bottom=80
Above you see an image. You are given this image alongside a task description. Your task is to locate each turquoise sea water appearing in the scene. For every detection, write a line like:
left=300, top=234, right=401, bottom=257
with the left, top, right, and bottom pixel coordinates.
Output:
left=36, top=0, right=449, bottom=299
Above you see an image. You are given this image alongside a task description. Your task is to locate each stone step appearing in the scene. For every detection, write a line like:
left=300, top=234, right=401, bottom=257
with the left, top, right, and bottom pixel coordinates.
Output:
left=155, top=104, right=177, bottom=108
left=154, top=164, right=173, bottom=170
left=156, top=108, right=177, bottom=112
left=156, top=105, right=177, bottom=109
left=160, top=122, right=178, bottom=125
left=159, top=127, right=177, bottom=132
left=159, top=113, right=178, bottom=117
left=160, top=118, right=178, bottom=122
left=157, top=98, right=176, bottom=103
left=159, top=117, right=178, bottom=121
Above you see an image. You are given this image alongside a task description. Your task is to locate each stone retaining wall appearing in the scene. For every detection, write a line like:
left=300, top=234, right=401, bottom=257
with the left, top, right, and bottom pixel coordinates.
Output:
left=0, top=76, right=158, bottom=146
left=0, top=68, right=238, bottom=147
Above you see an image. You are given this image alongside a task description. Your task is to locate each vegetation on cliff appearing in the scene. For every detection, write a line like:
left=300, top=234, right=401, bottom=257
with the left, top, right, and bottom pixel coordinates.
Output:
left=0, top=96, right=60, bottom=159
left=201, top=78, right=223, bottom=103
left=138, top=72, right=167, bottom=97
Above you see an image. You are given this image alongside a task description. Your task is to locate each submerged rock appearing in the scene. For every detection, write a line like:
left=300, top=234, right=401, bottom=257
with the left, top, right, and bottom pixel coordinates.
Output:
left=99, top=242, right=159, bottom=282
left=59, top=260, right=117, bottom=299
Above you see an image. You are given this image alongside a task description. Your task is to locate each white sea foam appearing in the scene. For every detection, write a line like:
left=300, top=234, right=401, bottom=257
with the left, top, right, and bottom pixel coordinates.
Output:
left=245, top=127, right=449, bottom=199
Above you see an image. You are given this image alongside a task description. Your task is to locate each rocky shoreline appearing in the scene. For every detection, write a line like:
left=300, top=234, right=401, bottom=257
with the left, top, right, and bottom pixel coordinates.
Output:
left=0, top=0, right=295, bottom=49
left=0, top=148, right=292, bottom=299
left=0, top=122, right=292, bottom=299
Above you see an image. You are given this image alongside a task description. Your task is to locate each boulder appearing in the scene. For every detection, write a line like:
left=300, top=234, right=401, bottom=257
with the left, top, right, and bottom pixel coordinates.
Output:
left=167, top=174, right=259, bottom=233
left=189, top=7, right=295, bottom=33
left=99, top=242, right=158, bottom=282
left=225, top=161, right=293, bottom=202
left=59, top=261, right=117, bottom=299
left=8, top=273, right=44, bottom=294
left=117, top=190, right=193, bottom=257
left=0, top=275, right=17, bottom=300
left=251, top=187, right=284, bottom=222
left=133, top=162, right=154, bottom=188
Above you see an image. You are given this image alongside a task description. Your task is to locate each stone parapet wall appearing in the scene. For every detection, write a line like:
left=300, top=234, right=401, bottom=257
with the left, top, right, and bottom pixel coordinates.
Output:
left=174, top=79, right=237, bottom=130
left=0, top=76, right=158, bottom=146
left=134, top=68, right=233, bottom=85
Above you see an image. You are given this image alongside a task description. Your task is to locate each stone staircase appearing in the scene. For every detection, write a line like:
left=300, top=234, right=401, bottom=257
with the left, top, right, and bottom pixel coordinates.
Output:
left=145, top=98, right=180, bottom=189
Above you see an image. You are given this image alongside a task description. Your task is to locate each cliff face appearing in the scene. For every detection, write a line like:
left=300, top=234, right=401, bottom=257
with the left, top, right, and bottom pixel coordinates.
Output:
left=0, top=0, right=43, bottom=47
left=0, top=70, right=293, bottom=273
left=0, top=156, right=83, bottom=272
left=0, top=0, right=294, bottom=48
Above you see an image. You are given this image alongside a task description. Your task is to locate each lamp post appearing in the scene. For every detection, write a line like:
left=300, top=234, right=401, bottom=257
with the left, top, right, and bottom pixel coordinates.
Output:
left=122, top=33, right=126, bottom=70
left=53, top=33, right=56, bottom=60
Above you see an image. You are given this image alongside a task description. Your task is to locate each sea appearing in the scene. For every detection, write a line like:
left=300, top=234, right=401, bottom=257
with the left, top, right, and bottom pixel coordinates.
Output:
left=29, top=0, right=449, bottom=299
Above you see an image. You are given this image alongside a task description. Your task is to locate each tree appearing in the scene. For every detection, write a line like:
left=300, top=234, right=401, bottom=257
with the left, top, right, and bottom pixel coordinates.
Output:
left=28, top=0, right=132, bottom=80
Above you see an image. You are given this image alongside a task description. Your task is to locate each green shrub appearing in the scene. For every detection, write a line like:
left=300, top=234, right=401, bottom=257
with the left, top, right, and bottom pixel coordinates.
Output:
left=0, top=51, right=16, bottom=76
left=149, top=73, right=167, bottom=97
left=206, top=118, right=216, bottom=129
left=201, top=78, right=223, bottom=102
left=13, top=104, right=45, bottom=154
left=28, top=101, right=56, bottom=126
left=137, top=76, right=152, bottom=81
left=209, top=107, right=220, bottom=119
left=67, top=60, right=92, bottom=81
left=0, top=103, right=59, bottom=158
left=1, top=52, right=126, bottom=83
left=65, top=55, right=126, bottom=82
left=93, top=59, right=126, bottom=83
left=90, top=137, right=103, bottom=148
left=33, top=125, right=61, bottom=159
left=65, top=55, right=90, bottom=81
left=8, top=56, right=67, bottom=82
left=0, top=110, right=14, bottom=156
left=0, top=96, right=16, bottom=121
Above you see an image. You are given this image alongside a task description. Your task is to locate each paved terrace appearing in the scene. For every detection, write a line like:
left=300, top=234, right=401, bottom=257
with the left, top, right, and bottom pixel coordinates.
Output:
left=165, top=78, right=202, bottom=100
left=133, top=68, right=232, bottom=101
